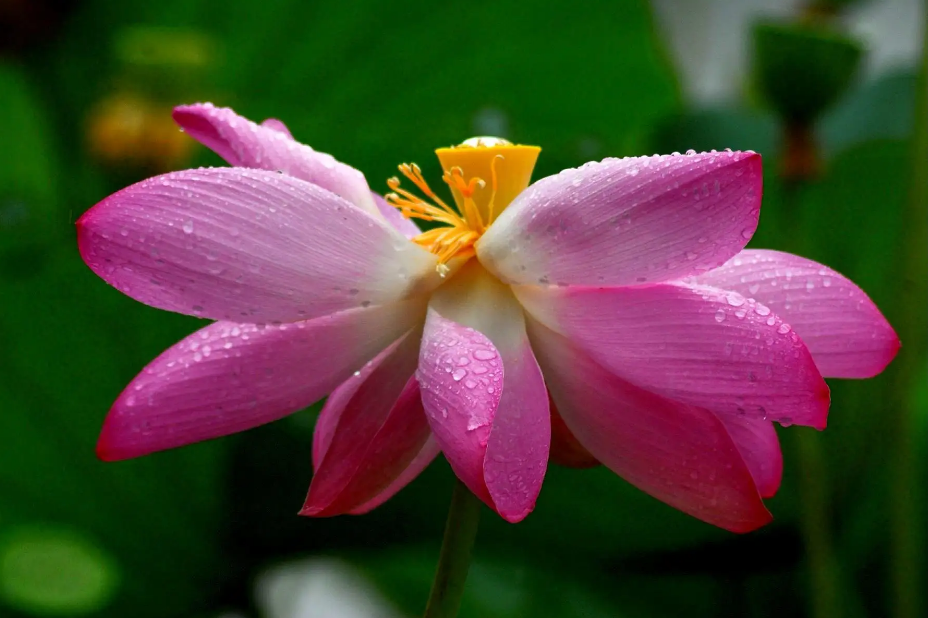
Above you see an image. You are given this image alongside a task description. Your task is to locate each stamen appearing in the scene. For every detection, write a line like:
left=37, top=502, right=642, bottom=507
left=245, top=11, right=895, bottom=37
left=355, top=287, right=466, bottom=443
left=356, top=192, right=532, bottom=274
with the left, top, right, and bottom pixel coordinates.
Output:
left=386, top=138, right=540, bottom=275
left=442, top=167, right=486, bottom=233
left=486, top=154, right=504, bottom=225
left=397, top=164, right=458, bottom=218
left=385, top=176, right=465, bottom=227
left=386, top=161, right=488, bottom=275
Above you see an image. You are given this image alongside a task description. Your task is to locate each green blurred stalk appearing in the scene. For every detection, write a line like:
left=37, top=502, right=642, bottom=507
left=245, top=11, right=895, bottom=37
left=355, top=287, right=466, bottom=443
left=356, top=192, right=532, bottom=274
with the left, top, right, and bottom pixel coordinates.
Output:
left=795, top=428, right=842, bottom=618
left=423, top=479, right=482, bottom=618
left=779, top=177, right=844, bottom=618
left=889, top=14, right=928, bottom=618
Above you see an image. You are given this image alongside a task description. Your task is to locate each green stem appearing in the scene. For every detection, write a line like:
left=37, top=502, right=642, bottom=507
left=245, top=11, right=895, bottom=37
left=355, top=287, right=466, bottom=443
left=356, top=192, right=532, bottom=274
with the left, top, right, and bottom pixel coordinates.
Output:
left=423, top=479, right=483, bottom=618
left=795, top=429, right=841, bottom=618
left=780, top=180, right=843, bottom=618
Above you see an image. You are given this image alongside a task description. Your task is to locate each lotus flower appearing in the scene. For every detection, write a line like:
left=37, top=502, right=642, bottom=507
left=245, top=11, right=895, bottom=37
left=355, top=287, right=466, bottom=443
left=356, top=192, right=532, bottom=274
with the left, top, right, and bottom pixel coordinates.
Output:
left=77, top=104, right=898, bottom=532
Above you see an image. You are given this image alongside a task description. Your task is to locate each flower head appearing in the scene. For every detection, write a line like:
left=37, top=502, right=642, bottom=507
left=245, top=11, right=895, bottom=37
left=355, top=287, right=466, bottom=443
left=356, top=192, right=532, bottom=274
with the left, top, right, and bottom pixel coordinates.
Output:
left=77, top=104, right=899, bottom=532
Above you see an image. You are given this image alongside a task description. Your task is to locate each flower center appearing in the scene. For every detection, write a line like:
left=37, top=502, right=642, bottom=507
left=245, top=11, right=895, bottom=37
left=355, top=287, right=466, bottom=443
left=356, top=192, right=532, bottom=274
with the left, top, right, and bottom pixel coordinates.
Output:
left=386, top=136, right=540, bottom=276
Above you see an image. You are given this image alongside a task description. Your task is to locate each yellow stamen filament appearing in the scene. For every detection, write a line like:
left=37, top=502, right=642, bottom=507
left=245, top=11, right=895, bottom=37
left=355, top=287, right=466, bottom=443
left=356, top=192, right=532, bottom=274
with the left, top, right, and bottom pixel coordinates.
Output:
left=485, top=154, right=503, bottom=226
left=386, top=163, right=488, bottom=275
left=386, top=137, right=541, bottom=275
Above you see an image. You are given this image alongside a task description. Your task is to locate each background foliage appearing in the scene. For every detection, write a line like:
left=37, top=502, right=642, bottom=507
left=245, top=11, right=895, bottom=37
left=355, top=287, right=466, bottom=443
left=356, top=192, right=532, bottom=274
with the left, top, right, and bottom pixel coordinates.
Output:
left=0, top=0, right=924, bottom=616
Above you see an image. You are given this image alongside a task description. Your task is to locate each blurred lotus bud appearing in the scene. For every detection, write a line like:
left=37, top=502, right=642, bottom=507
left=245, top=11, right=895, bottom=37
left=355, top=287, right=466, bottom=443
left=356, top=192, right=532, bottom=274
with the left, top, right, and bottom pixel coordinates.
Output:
left=85, top=27, right=219, bottom=173
left=86, top=94, right=191, bottom=172
left=752, top=20, right=863, bottom=181
left=752, top=22, right=863, bottom=124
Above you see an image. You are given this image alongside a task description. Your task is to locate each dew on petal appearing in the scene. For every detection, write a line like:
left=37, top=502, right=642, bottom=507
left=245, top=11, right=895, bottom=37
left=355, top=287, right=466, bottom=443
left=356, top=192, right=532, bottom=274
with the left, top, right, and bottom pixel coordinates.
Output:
left=726, top=293, right=746, bottom=307
left=473, top=349, right=497, bottom=361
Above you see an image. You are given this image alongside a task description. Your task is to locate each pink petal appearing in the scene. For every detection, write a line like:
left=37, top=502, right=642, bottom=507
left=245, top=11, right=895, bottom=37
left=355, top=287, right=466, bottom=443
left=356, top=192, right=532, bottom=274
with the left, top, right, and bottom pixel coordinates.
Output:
left=303, top=331, right=433, bottom=516
left=174, top=103, right=378, bottom=215
left=97, top=299, right=425, bottom=460
left=692, top=250, right=899, bottom=378
left=482, top=335, right=550, bottom=522
left=260, top=118, right=293, bottom=138
left=348, top=435, right=441, bottom=515
left=516, top=282, right=830, bottom=429
left=416, top=308, right=499, bottom=508
left=527, top=318, right=772, bottom=533
left=372, top=192, right=421, bottom=239
left=77, top=167, right=439, bottom=323
left=417, top=261, right=550, bottom=522
left=716, top=415, right=782, bottom=498
left=478, top=151, right=762, bottom=286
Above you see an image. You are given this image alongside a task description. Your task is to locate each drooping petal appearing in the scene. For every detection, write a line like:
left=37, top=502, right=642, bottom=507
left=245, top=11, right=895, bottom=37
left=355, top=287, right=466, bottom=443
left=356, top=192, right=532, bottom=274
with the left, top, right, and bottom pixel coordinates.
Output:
left=715, top=414, right=783, bottom=498
left=692, top=250, right=899, bottom=378
left=174, top=103, right=378, bottom=215
left=481, top=335, right=550, bottom=522
left=527, top=318, right=772, bottom=533
left=77, top=167, right=440, bottom=323
left=478, top=151, right=762, bottom=286
left=303, top=331, right=434, bottom=516
left=516, top=282, right=830, bottom=429
left=97, top=299, right=425, bottom=460
left=417, top=308, right=498, bottom=507
left=348, top=435, right=441, bottom=515
left=417, top=263, right=550, bottom=522
left=372, top=192, right=421, bottom=239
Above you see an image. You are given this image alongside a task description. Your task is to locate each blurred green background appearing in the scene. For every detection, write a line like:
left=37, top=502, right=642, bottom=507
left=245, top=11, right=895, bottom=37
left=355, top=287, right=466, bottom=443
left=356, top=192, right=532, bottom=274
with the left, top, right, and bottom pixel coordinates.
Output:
left=1, top=0, right=925, bottom=616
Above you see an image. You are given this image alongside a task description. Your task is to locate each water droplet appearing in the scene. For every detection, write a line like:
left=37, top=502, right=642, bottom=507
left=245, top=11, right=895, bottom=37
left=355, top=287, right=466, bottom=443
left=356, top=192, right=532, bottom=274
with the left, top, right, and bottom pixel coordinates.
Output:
left=182, top=220, right=194, bottom=234
left=726, top=293, right=746, bottom=307
left=741, top=227, right=753, bottom=239
left=714, top=309, right=726, bottom=323
left=473, top=349, right=496, bottom=361
left=451, top=368, right=467, bottom=381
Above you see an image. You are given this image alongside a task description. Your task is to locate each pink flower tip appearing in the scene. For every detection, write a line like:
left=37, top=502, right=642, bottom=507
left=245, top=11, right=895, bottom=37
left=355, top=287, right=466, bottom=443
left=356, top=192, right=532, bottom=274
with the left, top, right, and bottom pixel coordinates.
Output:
left=297, top=505, right=325, bottom=517
left=95, top=432, right=126, bottom=462
left=729, top=508, right=774, bottom=534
